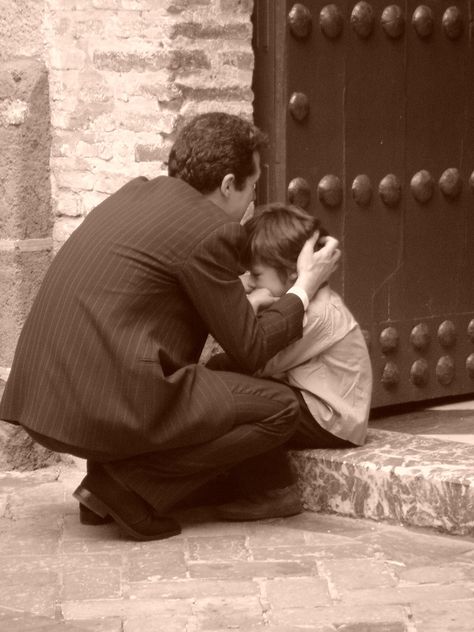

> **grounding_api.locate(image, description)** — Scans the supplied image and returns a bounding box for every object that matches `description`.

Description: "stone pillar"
[0,58,60,469]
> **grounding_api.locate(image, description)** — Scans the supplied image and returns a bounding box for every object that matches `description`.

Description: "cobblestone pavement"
[0,463,473,632]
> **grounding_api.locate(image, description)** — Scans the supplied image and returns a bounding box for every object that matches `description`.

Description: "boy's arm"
[257,302,334,377]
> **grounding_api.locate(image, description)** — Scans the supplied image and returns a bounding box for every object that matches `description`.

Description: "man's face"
[249,262,292,298]
[226,152,261,221]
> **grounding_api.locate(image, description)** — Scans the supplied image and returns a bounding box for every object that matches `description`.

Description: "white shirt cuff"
[287,286,309,311]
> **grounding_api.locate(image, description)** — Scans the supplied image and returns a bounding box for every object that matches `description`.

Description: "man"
[0,113,340,541]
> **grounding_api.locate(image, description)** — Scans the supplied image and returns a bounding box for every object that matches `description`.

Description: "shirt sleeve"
[257,300,335,377]
[176,221,305,374]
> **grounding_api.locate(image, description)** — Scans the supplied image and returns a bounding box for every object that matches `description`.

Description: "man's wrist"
[287,285,309,310]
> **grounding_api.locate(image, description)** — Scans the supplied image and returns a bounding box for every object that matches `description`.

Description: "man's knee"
[265,381,300,439]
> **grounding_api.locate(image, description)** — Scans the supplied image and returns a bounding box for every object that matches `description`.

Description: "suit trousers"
[26,371,300,514]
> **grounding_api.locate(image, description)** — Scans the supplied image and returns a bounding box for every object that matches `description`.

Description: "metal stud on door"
[252,1,474,407]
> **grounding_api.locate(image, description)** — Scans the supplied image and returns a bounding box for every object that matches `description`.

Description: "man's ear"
[220,173,235,198]
[288,270,298,282]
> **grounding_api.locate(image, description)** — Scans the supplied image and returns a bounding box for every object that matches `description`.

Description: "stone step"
[291,405,474,536]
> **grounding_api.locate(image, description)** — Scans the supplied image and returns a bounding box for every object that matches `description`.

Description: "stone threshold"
[291,423,474,537]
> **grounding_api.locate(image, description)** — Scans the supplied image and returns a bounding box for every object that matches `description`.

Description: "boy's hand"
[247,288,279,313]
[294,232,341,301]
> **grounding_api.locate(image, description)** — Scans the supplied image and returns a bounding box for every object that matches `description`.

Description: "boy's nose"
[239,271,255,293]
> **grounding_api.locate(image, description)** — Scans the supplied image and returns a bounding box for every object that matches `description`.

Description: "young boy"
[242,203,372,449]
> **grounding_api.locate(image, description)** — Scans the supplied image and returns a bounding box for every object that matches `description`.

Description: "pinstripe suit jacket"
[0,176,304,457]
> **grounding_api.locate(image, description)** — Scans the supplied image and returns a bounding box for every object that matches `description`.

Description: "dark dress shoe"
[215,485,303,521]
[79,503,113,525]
[73,464,181,541]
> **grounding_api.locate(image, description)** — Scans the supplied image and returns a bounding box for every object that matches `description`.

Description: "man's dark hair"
[242,203,329,281]
[168,112,267,194]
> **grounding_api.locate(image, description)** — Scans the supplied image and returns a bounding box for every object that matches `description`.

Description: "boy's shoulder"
[307,285,358,327]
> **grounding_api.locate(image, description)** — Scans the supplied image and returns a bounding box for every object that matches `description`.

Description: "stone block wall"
[0,58,53,379]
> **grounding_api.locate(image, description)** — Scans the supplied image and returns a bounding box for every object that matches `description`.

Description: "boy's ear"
[220,173,235,198]
[288,270,298,282]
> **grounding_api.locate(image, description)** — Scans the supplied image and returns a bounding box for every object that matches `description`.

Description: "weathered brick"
[50,48,87,70]
[93,51,168,72]
[220,50,254,69]
[168,49,210,71]
[134,144,170,163]
[171,21,251,40]
[167,0,211,15]
[55,192,81,217]
[53,217,84,248]
[94,173,129,195]
[80,191,108,215]
[220,0,253,12]
[54,169,96,191]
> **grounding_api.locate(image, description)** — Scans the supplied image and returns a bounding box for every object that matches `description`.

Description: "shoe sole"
[79,503,113,526]
[216,502,303,521]
[73,485,181,541]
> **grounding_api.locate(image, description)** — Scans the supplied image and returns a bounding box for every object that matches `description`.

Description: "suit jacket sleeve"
[176,221,304,374]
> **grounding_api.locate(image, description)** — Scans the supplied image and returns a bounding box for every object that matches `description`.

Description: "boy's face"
[249,262,294,297]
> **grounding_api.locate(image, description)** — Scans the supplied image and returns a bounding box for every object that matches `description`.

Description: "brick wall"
[45,0,255,246]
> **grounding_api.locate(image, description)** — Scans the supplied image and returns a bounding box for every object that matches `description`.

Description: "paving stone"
[396,563,474,584]
[268,604,408,628]
[0,522,60,556]
[62,620,122,632]
[264,577,332,608]
[318,558,397,591]
[128,578,258,600]
[336,624,406,632]
[251,542,378,561]
[123,614,189,631]
[0,494,7,517]
[193,595,264,630]
[354,527,474,567]
[187,534,249,561]
[8,491,65,520]
[246,522,308,547]
[0,609,61,632]
[62,598,193,620]
[411,599,474,631]
[0,569,59,617]
[125,546,187,581]
[283,513,380,536]
[339,582,474,605]
[1,461,474,631]
[188,559,317,580]
[62,566,122,600]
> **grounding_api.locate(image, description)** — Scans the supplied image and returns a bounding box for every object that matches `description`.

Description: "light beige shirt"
[258,286,373,446]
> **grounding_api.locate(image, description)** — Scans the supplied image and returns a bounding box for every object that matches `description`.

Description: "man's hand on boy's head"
[294,232,341,301]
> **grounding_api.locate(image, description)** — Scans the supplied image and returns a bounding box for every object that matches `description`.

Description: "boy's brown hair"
[242,203,328,281]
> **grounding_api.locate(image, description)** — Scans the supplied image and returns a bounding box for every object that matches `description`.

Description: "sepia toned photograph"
[0,1,473,630]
